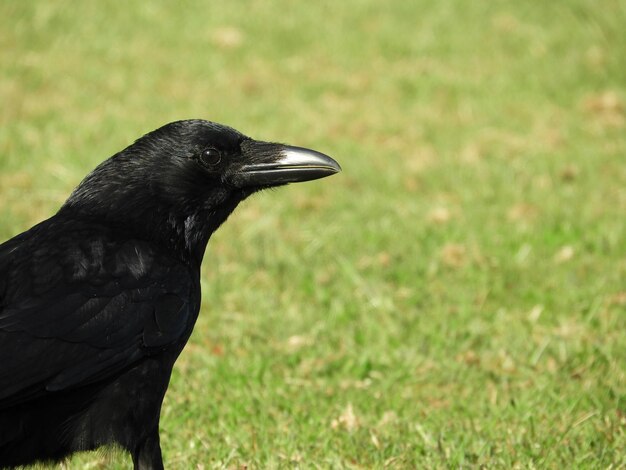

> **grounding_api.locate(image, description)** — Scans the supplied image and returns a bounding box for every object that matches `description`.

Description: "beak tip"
[326,156,342,176]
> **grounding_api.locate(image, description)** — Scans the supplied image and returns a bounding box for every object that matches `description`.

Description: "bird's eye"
[200,148,221,166]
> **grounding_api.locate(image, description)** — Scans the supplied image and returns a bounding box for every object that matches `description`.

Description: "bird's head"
[62,120,340,262]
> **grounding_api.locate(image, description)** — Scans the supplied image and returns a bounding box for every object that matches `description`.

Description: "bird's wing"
[0,220,194,408]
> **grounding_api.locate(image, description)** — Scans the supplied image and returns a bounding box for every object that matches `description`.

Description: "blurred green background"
[1,1,625,468]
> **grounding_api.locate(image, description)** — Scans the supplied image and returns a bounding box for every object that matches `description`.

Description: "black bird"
[0,120,340,469]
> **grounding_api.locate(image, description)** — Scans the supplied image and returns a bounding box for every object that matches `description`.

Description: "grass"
[1,0,625,468]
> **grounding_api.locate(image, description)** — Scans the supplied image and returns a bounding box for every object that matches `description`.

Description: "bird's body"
[0,120,339,468]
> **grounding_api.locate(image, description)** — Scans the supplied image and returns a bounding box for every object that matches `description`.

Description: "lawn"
[1,1,625,468]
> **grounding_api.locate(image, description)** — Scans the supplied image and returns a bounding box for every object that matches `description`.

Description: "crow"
[0,120,340,469]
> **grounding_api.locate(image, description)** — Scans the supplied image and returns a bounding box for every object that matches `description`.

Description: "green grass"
[1,0,625,468]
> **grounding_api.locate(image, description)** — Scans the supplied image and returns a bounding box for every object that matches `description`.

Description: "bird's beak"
[228,144,341,188]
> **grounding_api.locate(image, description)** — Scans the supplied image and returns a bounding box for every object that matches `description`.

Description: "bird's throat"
[179,194,245,265]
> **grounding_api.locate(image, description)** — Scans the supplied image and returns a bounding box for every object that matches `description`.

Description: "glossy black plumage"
[0,120,340,469]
